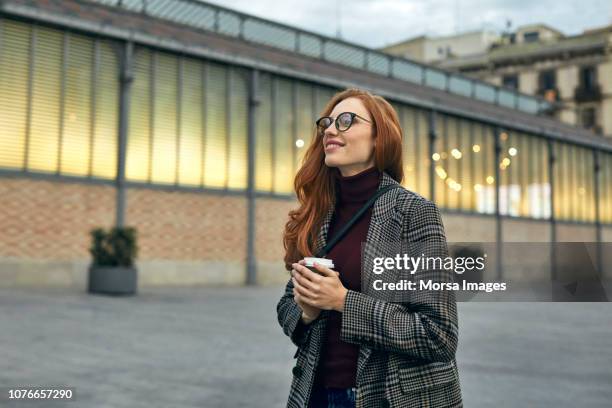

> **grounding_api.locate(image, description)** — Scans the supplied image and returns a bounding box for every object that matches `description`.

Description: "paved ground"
[1,286,611,408]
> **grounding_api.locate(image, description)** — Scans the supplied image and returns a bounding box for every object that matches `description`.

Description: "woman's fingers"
[293,272,320,293]
[294,280,318,300]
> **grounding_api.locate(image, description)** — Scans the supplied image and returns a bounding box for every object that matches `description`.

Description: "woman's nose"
[324,124,337,138]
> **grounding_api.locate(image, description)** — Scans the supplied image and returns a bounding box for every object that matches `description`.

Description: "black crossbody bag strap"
[315,184,402,258]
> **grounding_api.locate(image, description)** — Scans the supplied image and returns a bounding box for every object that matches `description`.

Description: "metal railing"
[90,0,552,115]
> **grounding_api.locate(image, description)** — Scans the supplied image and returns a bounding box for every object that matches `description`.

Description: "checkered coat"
[276,171,462,407]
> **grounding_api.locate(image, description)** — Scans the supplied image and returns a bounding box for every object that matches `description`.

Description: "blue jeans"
[327,387,356,408]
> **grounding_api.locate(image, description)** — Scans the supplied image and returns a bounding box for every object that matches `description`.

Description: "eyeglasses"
[315,112,372,134]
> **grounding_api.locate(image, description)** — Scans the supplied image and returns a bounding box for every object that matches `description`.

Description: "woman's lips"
[325,144,344,152]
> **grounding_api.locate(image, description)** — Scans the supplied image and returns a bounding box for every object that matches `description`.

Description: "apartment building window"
[523,31,540,43]
[539,70,556,91]
[502,74,519,90]
[538,69,557,102]
[579,106,600,134]
[580,66,597,90]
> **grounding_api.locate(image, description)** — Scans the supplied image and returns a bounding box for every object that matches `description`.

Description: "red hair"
[282,88,404,271]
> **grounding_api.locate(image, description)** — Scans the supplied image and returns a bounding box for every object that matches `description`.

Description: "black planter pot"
[88,265,138,296]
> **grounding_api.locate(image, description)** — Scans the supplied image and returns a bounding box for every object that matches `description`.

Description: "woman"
[276,88,462,408]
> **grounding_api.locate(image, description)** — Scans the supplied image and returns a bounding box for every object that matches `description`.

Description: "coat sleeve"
[339,198,459,363]
[276,276,318,347]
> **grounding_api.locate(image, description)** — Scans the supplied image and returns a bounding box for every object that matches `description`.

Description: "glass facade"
[553,142,596,222]
[0,19,118,179]
[1,17,611,225]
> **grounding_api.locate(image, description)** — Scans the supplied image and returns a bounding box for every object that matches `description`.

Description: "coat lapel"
[312,170,404,383]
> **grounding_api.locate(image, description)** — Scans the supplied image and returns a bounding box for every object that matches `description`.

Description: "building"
[381,29,500,64]
[384,24,612,138]
[0,0,611,289]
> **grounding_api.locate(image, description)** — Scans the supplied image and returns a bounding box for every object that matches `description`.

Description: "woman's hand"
[291,260,348,314]
[291,260,321,323]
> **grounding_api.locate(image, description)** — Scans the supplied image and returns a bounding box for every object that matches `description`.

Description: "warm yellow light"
[432,153,440,161]
[435,165,447,180]
[295,139,305,148]
[486,176,494,184]
[451,148,462,159]
[502,157,511,166]
[472,144,480,153]
[474,183,482,191]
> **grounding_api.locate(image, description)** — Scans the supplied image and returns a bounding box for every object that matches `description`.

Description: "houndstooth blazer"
[276,171,463,408]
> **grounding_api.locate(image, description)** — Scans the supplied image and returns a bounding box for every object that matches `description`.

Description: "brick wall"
[255,197,297,285]
[0,177,248,288]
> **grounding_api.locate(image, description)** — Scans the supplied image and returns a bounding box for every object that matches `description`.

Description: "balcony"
[574,85,602,103]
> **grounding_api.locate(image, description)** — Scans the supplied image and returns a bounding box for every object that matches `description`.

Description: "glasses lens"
[337,113,353,131]
[317,117,332,133]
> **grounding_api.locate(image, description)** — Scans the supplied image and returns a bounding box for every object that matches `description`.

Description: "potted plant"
[88,226,138,295]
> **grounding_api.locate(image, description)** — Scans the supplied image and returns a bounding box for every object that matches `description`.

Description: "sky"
[201,0,612,48]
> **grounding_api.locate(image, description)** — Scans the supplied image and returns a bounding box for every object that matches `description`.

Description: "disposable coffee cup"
[303,257,334,274]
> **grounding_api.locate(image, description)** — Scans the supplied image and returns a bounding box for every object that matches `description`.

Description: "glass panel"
[433,114,447,207]
[178,57,204,187]
[581,147,595,222]
[448,75,472,98]
[255,73,273,191]
[457,119,472,211]
[424,69,446,90]
[472,123,495,214]
[601,153,612,223]
[498,89,516,109]
[391,59,422,83]
[400,105,416,191]
[28,26,63,173]
[295,83,313,174]
[227,67,248,189]
[0,19,30,170]
[203,62,228,188]
[474,83,496,104]
[60,33,94,177]
[415,109,430,199]
[91,40,118,180]
[445,116,460,209]
[324,41,365,70]
[518,95,539,113]
[273,77,293,194]
[496,130,521,216]
[127,48,151,182]
[151,52,178,185]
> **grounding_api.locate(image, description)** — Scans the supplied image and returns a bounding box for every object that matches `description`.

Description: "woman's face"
[321,97,375,177]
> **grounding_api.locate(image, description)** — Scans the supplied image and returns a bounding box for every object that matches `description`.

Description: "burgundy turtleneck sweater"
[305,165,382,390]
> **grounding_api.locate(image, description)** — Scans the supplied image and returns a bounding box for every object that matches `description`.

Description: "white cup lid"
[303,257,334,268]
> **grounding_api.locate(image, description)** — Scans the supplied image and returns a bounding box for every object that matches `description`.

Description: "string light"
[435,166,447,180]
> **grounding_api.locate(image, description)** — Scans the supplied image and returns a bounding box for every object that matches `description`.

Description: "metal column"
[494,127,503,280]
[246,69,260,285]
[116,41,134,228]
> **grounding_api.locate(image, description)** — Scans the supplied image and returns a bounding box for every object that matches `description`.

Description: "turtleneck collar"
[334,166,381,204]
